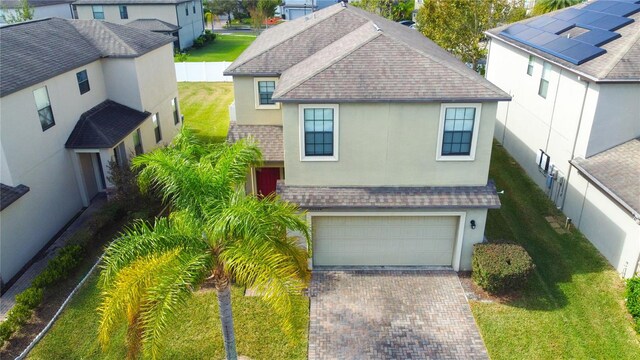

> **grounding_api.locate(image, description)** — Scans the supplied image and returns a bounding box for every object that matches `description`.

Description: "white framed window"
[33,86,55,131]
[153,113,162,143]
[119,5,128,19]
[436,103,482,161]
[254,77,280,109]
[92,5,104,19]
[539,62,552,98]
[527,55,534,76]
[299,104,339,162]
[133,128,143,156]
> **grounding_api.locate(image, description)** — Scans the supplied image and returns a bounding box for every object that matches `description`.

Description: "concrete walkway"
[0,195,106,321]
[309,270,489,360]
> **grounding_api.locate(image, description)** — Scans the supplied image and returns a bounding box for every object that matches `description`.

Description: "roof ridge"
[602,30,640,79]
[97,21,138,56]
[226,6,346,73]
[274,22,381,98]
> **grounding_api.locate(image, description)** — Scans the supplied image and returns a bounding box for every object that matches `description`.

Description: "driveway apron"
[309,270,488,360]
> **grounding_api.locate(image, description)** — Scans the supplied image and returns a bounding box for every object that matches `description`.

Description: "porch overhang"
[227,121,284,162]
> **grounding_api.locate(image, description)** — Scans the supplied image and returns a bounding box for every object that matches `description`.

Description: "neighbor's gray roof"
[126,18,180,33]
[486,2,640,82]
[0,0,73,8]
[65,100,150,149]
[277,181,501,210]
[0,18,174,97]
[0,183,29,211]
[227,122,284,162]
[73,0,190,4]
[571,138,640,218]
[226,4,510,103]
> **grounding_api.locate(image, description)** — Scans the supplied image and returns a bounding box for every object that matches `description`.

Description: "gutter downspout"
[560,78,590,211]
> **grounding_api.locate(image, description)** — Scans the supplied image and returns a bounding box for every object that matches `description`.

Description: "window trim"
[119,5,128,19]
[436,103,482,162]
[254,77,280,109]
[33,86,55,131]
[538,61,552,99]
[527,55,534,76]
[76,70,90,95]
[92,5,104,19]
[133,128,143,156]
[299,104,339,162]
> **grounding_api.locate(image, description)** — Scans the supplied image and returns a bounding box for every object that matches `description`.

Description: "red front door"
[256,167,281,196]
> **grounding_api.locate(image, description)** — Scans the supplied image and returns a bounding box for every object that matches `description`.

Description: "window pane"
[305,144,314,155]
[461,144,471,153]
[304,120,314,131]
[463,119,474,131]
[324,144,333,155]
[445,108,455,119]
[33,87,50,109]
[323,120,333,131]
[461,132,472,143]
[315,144,324,154]
[314,133,323,143]
[455,108,465,119]
[451,143,461,153]
[324,109,333,120]
[304,109,314,120]
[442,143,452,154]
[443,132,452,143]
[315,109,324,120]
[539,79,549,98]
[464,108,475,120]
[324,133,332,143]
[444,119,454,131]
[453,120,463,131]
[452,132,462,143]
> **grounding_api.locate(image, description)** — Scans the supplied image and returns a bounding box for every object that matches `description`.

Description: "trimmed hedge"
[472,243,535,294]
[626,277,640,333]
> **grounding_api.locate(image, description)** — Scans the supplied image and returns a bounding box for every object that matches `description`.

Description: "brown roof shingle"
[227,122,284,162]
[0,183,29,211]
[277,181,501,210]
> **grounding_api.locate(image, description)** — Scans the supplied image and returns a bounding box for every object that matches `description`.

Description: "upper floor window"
[538,62,552,98]
[92,5,104,19]
[299,104,339,161]
[172,97,180,124]
[33,86,55,131]
[153,113,162,143]
[185,5,189,16]
[527,55,534,76]
[119,5,128,19]
[254,78,279,109]
[192,1,196,13]
[133,128,143,156]
[76,70,90,94]
[436,104,481,161]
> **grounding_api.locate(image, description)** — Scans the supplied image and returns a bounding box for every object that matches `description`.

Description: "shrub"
[472,243,535,294]
[192,36,205,49]
[174,52,190,62]
[0,320,14,342]
[203,30,216,42]
[15,286,44,309]
[32,245,84,288]
[7,303,33,327]
[66,228,94,248]
[626,277,640,332]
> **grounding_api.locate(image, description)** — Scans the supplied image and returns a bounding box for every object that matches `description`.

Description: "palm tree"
[98,130,310,360]
[533,0,583,15]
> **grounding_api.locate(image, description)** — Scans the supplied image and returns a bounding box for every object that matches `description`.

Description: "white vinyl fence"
[175,62,232,82]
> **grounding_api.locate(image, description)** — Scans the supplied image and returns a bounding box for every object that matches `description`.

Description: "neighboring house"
[0,18,181,289]
[279,0,334,20]
[485,0,640,278]
[0,0,74,24]
[224,4,510,270]
[126,18,181,48]
[72,0,204,50]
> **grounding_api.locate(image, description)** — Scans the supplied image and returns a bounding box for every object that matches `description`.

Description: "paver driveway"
[309,270,488,360]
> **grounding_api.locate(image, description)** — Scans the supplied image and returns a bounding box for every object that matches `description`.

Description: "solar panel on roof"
[573,11,607,26]
[527,16,556,28]
[501,23,529,36]
[588,14,634,31]
[559,42,606,64]
[552,8,583,21]
[538,19,575,34]
[528,32,557,46]
[516,27,545,40]
[573,28,620,46]
[544,37,578,52]
[583,1,640,16]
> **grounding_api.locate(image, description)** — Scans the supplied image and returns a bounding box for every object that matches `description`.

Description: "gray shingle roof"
[0,183,29,211]
[227,4,509,102]
[277,181,501,210]
[0,18,174,97]
[0,0,74,8]
[227,122,284,162]
[486,3,640,82]
[571,138,640,218]
[65,100,150,149]
[73,0,189,4]
[126,18,180,33]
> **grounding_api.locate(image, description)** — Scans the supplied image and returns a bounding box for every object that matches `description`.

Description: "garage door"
[312,216,458,266]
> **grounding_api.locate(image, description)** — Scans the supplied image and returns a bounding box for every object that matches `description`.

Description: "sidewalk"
[0,195,106,321]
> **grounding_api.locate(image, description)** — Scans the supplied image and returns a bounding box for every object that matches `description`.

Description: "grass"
[178,82,233,143]
[473,142,640,359]
[28,274,309,359]
[177,34,256,62]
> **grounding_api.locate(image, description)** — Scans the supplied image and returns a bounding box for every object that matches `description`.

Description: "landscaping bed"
[471,142,640,359]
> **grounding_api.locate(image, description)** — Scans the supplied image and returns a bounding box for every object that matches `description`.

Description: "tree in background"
[353,0,415,21]
[243,0,279,31]
[533,0,583,15]
[416,0,527,72]
[1,0,35,24]
[207,0,239,27]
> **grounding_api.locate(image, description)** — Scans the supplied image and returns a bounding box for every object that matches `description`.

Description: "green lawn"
[28,274,308,359]
[177,34,256,62]
[178,82,233,143]
[474,142,640,359]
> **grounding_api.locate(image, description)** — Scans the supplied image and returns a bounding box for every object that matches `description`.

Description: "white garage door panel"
[313,216,458,266]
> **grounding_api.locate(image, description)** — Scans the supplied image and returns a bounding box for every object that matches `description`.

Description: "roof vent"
[373,23,381,32]
[340,0,348,8]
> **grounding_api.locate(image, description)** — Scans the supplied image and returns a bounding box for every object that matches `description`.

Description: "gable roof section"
[487,1,640,82]
[126,18,180,33]
[0,183,29,211]
[229,4,509,102]
[0,18,174,97]
[571,138,640,218]
[0,0,73,8]
[65,100,150,149]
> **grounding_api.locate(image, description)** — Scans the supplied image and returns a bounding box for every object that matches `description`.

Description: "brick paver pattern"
[309,270,489,360]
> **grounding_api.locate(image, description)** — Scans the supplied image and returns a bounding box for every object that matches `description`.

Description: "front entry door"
[255,167,281,196]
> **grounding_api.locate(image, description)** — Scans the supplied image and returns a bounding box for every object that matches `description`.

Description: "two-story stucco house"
[485,0,640,278]
[224,4,510,270]
[0,0,74,25]
[72,0,204,50]
[0,18,182,289]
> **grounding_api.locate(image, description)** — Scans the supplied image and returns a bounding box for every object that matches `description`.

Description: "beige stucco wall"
[75,4,177,24]
[233,77,282,125]
[563,171,640,278]
[282,102,497,186]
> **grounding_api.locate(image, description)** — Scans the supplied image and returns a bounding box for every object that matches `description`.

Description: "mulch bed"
[457,271,523,304]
